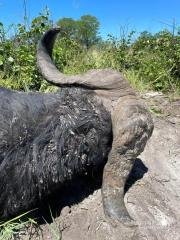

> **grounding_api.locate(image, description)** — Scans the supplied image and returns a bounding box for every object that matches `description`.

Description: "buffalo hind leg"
[102,99,154,224]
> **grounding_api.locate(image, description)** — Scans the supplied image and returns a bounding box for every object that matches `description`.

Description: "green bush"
[0,11,179,94]
[0,9,51,91]
[128,30,180,91]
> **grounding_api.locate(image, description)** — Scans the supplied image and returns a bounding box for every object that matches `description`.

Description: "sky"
[0,0,180,38]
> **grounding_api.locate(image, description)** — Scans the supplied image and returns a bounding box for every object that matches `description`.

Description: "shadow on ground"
[28,158,148,224]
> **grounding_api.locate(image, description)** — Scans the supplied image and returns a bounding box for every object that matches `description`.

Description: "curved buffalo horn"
[37,28,132,91]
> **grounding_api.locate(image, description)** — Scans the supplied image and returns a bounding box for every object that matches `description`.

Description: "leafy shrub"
[130,30,180,91]
[0,10,179,94]
[0,9,51,91]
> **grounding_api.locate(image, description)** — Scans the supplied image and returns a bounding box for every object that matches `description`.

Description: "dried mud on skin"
[20,94,180,240]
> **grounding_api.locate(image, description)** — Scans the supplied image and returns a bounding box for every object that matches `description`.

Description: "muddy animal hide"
[0,87,112,219]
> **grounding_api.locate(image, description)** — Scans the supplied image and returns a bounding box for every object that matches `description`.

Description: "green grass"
[0,207,62,240]
[42,207,62,240]
[123,69,151,92]
[0,211,37,240]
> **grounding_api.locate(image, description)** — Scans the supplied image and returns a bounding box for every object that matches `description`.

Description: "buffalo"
[0,28,153,224]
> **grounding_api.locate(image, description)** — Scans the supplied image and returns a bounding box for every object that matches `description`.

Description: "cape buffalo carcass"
[0,28,153,224]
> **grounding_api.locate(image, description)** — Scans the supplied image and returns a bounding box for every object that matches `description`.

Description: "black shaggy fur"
[0,87,112,219]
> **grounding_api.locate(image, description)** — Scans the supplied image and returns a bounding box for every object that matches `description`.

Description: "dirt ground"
[21,92,180,240]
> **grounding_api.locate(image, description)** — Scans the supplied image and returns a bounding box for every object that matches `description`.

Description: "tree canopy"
[57,15,100,48]
[57,17,77,39]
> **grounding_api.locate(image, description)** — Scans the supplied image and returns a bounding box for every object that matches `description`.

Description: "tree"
[77,15,100,48]
[57,18,77,38]
[57,15,100,48]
